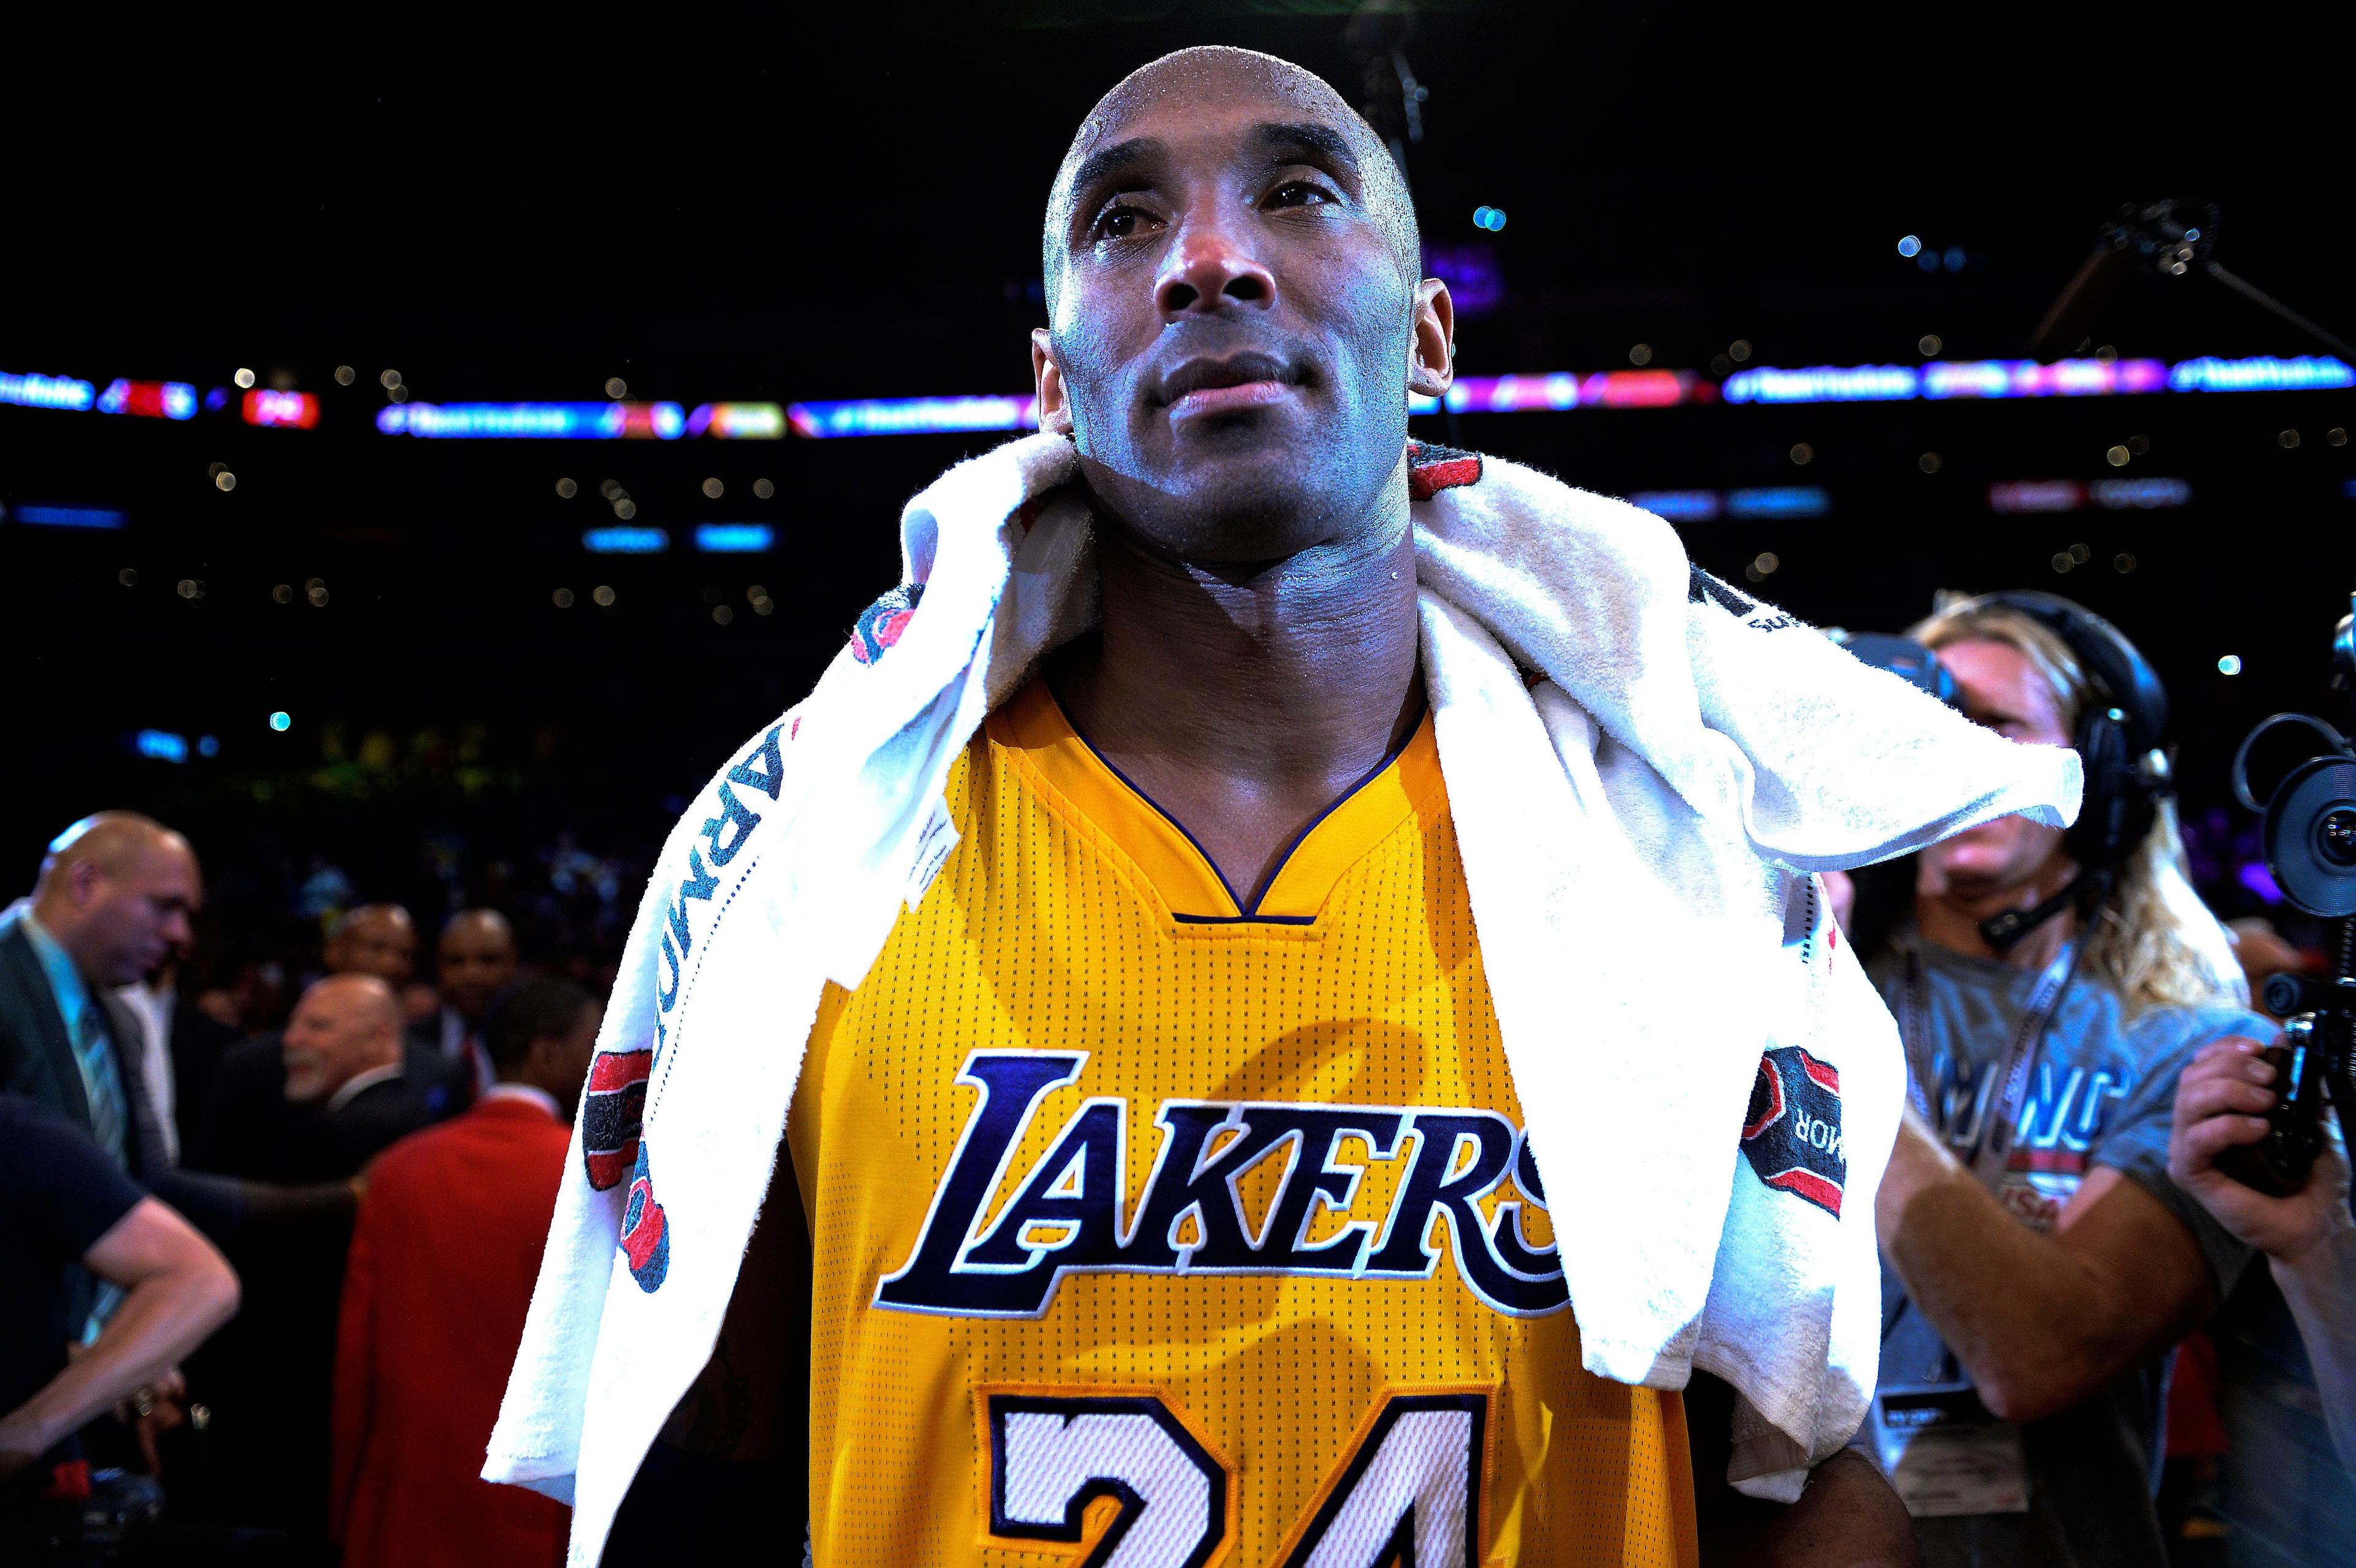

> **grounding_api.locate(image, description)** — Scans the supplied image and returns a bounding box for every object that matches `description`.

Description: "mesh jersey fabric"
[788,676,1698,1567]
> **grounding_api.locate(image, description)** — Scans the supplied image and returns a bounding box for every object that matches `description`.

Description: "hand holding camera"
[2171,1034,2352,1261]
[2218,594,2356,1222]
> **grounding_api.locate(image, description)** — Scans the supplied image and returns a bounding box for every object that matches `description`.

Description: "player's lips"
[1155,353,1303,422]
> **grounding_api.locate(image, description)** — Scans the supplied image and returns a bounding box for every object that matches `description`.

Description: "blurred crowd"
[2,812,599,1566]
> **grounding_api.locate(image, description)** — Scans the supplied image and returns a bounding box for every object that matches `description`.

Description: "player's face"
[1036,79,1445,563]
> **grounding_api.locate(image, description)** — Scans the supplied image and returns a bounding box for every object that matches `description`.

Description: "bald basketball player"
[612,47,1912,1568]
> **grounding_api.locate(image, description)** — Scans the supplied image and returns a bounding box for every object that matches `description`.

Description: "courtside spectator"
[323,905,418,988]
[201,975,458,1183]
[416,909,517,1094]
[191,974,460,1544]
[333,978,598,1568]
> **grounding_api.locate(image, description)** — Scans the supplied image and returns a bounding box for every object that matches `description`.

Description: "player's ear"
[1409,278,1454,399]
[1031,329,1075,437]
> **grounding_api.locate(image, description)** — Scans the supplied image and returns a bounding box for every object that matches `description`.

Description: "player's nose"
[1154,210,1277,321]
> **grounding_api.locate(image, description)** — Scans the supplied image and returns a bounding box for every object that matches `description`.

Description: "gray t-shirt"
[1865,937,2265,1568]
[2102,1075,2356,1567]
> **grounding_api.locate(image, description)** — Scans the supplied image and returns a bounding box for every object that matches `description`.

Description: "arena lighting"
[1725,486,1830,518]
[1723,365,1919,404]
[16,355,2349,440]
[1987,477,2192,514]
[95,379,197,420]
[1921,358,2169,398]
[694,523,775,553]
[1412,371,1703,415]
[242,388,320,429]
[13,504,127,529]
[1628,490,1721,521]
[2090,475,2192,509]
[377,401,688,439]
[1988,480,2085,514]
[582,526,670,554]
[0,371,95,410]
[786,395,1039,439]
[135,729,190,763]
[685,402,787,439]
[1626,486,1828,521]
[2168,355,2355,393]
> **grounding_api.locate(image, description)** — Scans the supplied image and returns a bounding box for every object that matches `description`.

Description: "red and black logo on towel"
[582,1048,652,1191]
[1741,1047,1847,1218]
[1406,439,1482,501]
[849,582,923,665]
[618,1142,669,1293]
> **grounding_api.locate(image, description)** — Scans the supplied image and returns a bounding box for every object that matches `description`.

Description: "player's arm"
[0,1197,241,1474]
[1685,1372,1917,1567]
[657,1148,810,1463]
[1876,1104,2215,1423]
[606,1144,812,1557]
[2168,1034,2356,1464]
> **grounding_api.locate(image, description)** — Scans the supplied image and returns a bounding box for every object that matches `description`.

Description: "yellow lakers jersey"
[788,677,1698,1567]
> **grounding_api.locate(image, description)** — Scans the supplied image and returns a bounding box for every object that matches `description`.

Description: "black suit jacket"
[196,1036,463,1185]
[1,920,252,1238]
[0,919,109,1131]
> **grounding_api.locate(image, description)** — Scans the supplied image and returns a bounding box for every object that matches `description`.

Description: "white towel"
[488,434,2080,1559]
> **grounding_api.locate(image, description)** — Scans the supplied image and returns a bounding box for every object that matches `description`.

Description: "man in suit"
[196,975,463,1184]
[0,815,283,1248]
[333,976,598,1568]
[412,908,517,1097]
[188,972,469,1545]
[1,813,199,1167]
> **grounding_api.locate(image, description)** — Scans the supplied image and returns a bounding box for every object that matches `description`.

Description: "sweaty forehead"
[1057,49,1372,201]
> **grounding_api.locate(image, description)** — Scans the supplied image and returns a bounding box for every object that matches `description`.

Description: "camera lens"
[2323,808,2356,867]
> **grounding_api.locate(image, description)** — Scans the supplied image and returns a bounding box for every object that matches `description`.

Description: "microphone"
[2029,198,2355,362]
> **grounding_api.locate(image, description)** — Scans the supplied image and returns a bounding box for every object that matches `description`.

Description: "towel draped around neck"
[490,432,2081,1563]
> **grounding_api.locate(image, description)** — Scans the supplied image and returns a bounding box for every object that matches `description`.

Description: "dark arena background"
[7,2,2353,1001]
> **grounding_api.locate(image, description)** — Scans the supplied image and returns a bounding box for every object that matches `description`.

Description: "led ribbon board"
[7,357,2347,437]
[379,402,688,439]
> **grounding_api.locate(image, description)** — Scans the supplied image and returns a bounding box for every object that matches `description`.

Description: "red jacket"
[333,1091,572,1568]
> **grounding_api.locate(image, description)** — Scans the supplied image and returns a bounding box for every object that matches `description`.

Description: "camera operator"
[1860,594,2269,1566]
[2145,1034,2356,1558]
[0,1095,239,1489]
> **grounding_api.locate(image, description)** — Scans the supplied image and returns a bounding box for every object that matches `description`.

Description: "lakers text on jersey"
[788,677,1698,1567]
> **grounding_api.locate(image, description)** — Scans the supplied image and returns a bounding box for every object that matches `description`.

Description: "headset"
[1938,590,2175,950]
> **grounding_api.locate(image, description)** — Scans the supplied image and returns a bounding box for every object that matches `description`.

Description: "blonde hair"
[1912,599,2247,1017]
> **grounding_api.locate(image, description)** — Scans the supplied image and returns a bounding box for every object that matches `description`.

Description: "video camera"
[2222,593,2356,1217]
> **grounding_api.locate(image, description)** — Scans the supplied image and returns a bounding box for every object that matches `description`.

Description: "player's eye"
[1265,179,1336,212]
[1090,201,1161,244]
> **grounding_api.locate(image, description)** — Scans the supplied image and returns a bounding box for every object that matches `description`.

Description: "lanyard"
[1898,940,2079,1185]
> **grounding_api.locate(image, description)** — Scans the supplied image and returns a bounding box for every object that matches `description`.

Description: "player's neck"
[1050,519,1423,906]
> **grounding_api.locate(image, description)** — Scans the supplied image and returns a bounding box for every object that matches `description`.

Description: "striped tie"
[74,1003,128,1169]
[72,1007,129,1340]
